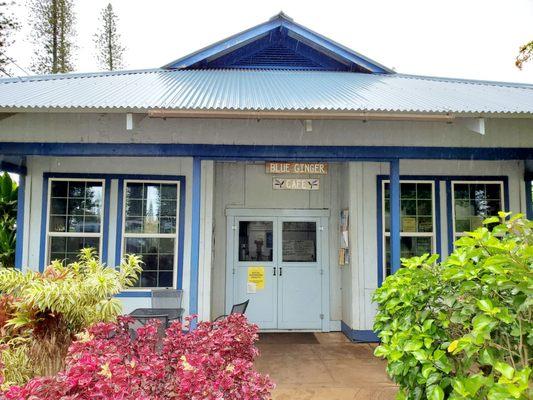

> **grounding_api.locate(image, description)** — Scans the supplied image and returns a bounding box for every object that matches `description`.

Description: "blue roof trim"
[163,13,393,73]
[0,143,532,161]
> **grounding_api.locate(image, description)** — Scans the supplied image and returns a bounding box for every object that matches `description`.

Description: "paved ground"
[255,332,397,400]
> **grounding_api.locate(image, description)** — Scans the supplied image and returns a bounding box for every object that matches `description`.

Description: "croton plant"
[1,314,274,400]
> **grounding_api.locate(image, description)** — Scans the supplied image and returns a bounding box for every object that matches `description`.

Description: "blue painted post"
[526,179,533,220]
[14,175,25,269]
[390,160,401,274]
[189,158,202,328]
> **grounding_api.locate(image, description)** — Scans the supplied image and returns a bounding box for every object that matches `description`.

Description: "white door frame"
[225,208,330,332]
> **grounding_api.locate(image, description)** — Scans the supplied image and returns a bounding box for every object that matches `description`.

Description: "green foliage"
[0,248,142,385]
[0,339,32,390]
[0,248,142,332]
[0,172,17,267]
[0,1,19,71]
[94,3,125,71]
[373,212,532,400]
[29,0,76,74]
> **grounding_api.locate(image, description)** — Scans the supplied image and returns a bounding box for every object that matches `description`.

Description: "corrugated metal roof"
[1,68,533,115]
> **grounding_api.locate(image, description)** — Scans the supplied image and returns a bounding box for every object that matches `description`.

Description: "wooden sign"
[266,162,328,175]
[273,178,320,190]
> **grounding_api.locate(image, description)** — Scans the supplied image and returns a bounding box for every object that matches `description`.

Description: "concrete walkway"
[255,332,397,400]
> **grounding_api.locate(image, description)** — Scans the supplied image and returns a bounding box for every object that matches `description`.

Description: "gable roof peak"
[163,15,394,74]
[269,11,294,22]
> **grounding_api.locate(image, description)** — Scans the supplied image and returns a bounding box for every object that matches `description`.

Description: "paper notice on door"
[247,266,265,291]
[247,282,257,294]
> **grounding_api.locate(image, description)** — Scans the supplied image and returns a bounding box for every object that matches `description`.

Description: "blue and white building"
[1,13,532,341]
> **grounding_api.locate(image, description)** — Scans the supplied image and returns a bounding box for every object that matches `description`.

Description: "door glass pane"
[239,221,273,262]
[282,221,317,262]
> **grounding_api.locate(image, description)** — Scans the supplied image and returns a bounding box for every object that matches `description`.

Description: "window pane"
[47,179,104,265]
[124,182,178,234]
[239,221,273,262]
[51,181,68,197]
[50,236,100,266]
[385,182,433,233]
[454,183,502,235]
[161,184,177,200]
[125,237,176,288]
[51,198,67,215]
[385,237,432,277]
[282,222,317,262]
[49,180,103,234]
[401,183,416,199]
[50,216,67,232]
[68,182,85,198]
[126,183,143,199]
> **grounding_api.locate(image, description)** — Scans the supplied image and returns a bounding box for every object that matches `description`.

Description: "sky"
[5,0,533,84]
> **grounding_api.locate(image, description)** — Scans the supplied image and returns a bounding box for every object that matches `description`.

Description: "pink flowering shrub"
[2,315,274,400]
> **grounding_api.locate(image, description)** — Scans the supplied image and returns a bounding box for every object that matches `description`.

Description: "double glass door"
[229,214,325,330]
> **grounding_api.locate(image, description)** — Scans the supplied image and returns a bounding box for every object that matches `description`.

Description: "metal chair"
[151,289,183,309]
[128,289,184,340]
[214,300,250,322]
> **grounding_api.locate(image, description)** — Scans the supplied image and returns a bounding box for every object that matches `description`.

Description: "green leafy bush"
[0,172,18,268]
[0,249,141,388]
[373,212,532,400]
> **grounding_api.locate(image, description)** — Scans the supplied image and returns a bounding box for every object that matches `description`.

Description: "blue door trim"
[14,175,25,269]
[114,174,187,294]
[189,158,202,326]
[0,142,532,161]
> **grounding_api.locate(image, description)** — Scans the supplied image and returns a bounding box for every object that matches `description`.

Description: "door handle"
[279,267,282,276]
[273,267,276,276]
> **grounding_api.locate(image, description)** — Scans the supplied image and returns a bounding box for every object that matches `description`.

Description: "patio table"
[129,308,184,329]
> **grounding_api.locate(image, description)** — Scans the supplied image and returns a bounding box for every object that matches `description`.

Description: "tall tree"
[516,40,533,69]
[0,1,19,75]
[94,3,124,71]
[29,0,76,74]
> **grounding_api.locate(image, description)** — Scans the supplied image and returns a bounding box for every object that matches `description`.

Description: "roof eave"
[2,107,533,120]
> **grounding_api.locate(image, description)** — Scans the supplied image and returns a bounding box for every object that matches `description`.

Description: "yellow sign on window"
[247,266,265,290]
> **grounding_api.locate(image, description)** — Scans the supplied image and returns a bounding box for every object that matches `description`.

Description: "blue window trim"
[0,142,532,161]
[39,173,111,271]
[377,175,442,286]
[446,177,509,255]
[114,174,187,295]
[377,175,509,285]
[14,175,25,269]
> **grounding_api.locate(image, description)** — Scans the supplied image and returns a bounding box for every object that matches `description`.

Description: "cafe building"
[1,13,532,341]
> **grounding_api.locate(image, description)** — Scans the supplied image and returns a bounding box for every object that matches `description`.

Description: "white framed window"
[451,181,504,240]
[47,178,105,265]
[121,180,180,289]
[382,180,436,277]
